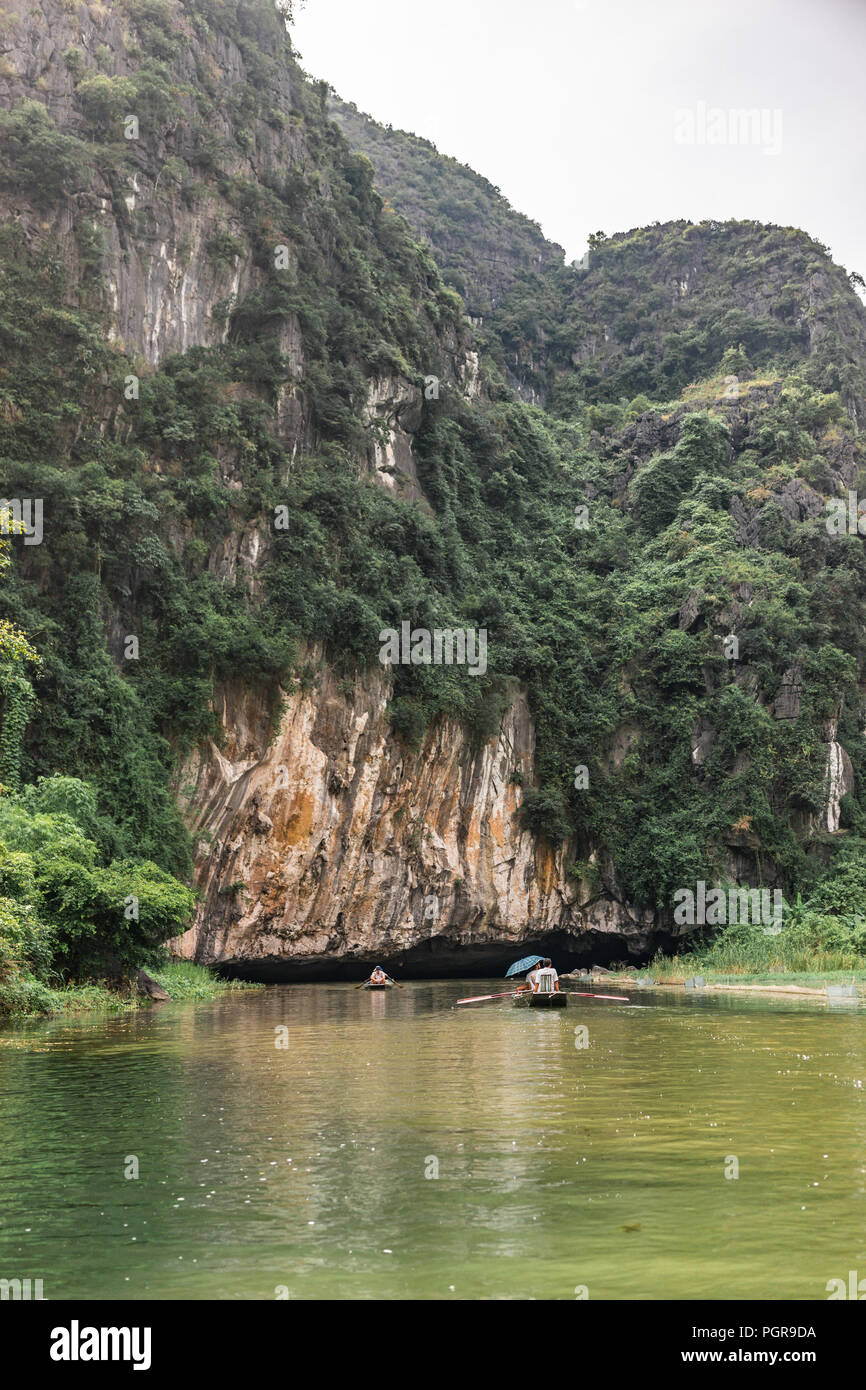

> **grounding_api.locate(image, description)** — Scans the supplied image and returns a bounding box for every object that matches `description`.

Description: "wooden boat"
[512,990,567,1008]
[363,980,394,990]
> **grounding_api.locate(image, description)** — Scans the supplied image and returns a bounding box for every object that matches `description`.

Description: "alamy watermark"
[0,1276,47,1300]
[674,103,783,157]
[826,1270,866,1299]
[0,498,43,545]
[673,881,783,930]
[826,492,866,535]
[50,1322,152,1370]
[379,622,487,676]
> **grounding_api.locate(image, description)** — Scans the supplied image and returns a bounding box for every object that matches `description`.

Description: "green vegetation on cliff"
[329,96,564,316]
[332,99,866,420]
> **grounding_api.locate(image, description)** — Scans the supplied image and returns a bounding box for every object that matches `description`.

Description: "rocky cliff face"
[328,97,565,320]
[0,0,273,364]
[171,384,862,978]
[328,102,866,416]
[3,0,590,974]
[174,656,655,977]
[4,0,866,978]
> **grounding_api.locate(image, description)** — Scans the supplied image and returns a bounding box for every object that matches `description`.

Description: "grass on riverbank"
[0,960,256,1021]
[615,961,866,990]
[147,960,257,1001]
[611,903,866,991]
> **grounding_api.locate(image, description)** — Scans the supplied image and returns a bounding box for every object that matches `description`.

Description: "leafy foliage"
[0,777,194,1012]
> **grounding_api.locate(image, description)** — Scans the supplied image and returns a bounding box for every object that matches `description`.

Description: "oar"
[456,991,517,1005]
[566,991,630,1002]
[458,988,629,1005]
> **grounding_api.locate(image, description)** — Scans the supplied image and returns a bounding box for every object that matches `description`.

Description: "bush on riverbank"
[0,775,196,1017]
[0,894,58,1014]
[645,839,866,977]
[0,960,252,1020]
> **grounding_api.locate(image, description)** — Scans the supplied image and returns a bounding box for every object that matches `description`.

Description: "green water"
[2,982,866,1300]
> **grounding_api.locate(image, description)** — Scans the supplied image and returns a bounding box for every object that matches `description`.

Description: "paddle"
[456,991,517,1005]
[457,989,630,1005]
[566,992,630,1002]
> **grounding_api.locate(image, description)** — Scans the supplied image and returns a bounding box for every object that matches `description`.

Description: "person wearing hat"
[369,965,388,984]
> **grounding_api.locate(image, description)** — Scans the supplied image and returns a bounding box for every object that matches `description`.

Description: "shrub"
[37,857,195,979]
[75,73,136,131]
[518,786,572,842]
[0,102,92,204]
[0,895,56,1015]
[387,696,427,748]
[0,783,194,987]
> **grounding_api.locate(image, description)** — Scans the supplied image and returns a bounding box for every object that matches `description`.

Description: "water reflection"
[1,981,865,1299]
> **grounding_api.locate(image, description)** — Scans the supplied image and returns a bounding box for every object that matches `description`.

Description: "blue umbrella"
[505,954,544,978]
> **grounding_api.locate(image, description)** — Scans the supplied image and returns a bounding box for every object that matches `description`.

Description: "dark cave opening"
[214,926,680,983]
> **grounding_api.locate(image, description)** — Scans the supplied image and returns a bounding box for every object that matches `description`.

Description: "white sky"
[292,0,866,284]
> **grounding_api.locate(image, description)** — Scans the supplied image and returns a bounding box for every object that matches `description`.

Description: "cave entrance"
[215,927,672,983]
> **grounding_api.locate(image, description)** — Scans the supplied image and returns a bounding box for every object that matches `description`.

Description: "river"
[2,982,865,1300]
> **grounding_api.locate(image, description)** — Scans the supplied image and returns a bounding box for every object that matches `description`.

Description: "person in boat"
[528,958,560,993]
[516,959,548,993]
[369,965,389,984]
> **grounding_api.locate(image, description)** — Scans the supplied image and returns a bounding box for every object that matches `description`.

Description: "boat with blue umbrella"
[506,954,567,1008]
[456,959,630,1008]
[504,954,545,979]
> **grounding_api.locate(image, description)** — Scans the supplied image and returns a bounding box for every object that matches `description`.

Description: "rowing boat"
[363,980,394,990]
[512,991,567,1008]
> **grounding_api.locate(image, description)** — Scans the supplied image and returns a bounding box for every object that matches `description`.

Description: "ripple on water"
[1,981,865,1298]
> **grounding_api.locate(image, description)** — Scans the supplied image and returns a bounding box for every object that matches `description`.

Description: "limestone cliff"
[174,658,655,977]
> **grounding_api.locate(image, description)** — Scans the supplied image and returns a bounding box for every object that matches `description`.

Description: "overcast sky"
[292,0,866,286]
